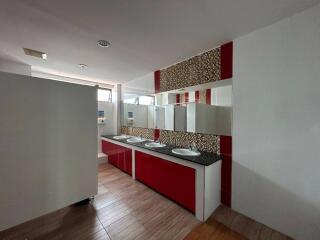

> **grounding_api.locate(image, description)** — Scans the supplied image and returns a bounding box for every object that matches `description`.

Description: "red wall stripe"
[195,91,200,103]
[205,89,211,104]
[154,70,160,93]
[220,135,232,155]
[154,129,160,141]
[220,42,233,80]
[176,94,181,103]
[220,135,232,207]
[184,92,189,103]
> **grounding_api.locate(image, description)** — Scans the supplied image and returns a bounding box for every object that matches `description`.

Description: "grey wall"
[233,5,320,240]
[0,72,98,231]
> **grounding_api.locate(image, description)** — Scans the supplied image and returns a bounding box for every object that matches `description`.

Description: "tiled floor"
[0,163,292,240]
[185,205,292,240]
[0,163,198,240]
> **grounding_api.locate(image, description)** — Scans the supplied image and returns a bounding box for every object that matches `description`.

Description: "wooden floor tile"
[0,163,292,240]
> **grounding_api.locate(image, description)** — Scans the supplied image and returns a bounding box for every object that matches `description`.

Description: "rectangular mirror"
[121,80,232,136]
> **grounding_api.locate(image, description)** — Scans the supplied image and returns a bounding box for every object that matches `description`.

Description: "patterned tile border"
[121,126,220,153]
[120,126,154,140]
[159,130,220,153]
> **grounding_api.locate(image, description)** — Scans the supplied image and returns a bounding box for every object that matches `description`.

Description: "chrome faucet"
[190,142,198,152]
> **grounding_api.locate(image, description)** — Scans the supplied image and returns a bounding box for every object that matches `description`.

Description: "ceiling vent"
[23,48,47,60]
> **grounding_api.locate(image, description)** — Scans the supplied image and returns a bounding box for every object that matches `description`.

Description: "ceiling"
[0,0,319,85]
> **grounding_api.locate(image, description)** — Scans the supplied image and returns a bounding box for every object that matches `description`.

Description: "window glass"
[138,96,154,105]
[97,89,112,102]
[124,98,138,104]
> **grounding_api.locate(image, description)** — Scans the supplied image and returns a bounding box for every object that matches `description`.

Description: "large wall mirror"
[121,78,232,136]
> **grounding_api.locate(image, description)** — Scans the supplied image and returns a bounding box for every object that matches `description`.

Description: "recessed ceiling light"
[23,48,47,60]
[79,64,88,69]
[97,40,111,48]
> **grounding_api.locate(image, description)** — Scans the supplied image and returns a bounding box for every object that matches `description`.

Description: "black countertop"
[101,135,221,166]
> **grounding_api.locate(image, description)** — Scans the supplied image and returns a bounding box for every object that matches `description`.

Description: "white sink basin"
[145,142,166,148]
[127,137,146,143]
[172,148,201,156]
[113,135,130,140]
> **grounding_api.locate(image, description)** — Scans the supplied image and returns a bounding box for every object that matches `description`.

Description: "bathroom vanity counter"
[101,135,220,166]
[101,135,221,222]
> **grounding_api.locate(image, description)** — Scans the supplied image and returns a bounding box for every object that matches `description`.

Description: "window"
[97,88,112,102]
[138,96,154,105]
[123,95,155,105]
[124,97,138,104]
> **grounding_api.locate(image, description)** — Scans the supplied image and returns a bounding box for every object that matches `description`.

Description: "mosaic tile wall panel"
[121,126,154,140]
[159,47,221,92]
[121,127,220,153]
[159,130,220,153]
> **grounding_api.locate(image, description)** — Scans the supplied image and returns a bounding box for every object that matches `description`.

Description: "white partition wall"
[233,4,320,240]
[0,72,98,231]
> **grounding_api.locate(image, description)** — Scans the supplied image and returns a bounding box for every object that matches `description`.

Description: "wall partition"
[0,72,98,231]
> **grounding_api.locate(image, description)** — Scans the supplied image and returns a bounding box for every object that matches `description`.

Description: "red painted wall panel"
[220,136,232,207]
[176,94,181,103]
[220,135,232,156]
[206,89,211,104]
[154,129,160,141]
[154,70,160,93]
[220,42,233,80]
[135,151,195,213]
[195,90,200,103]
[184,92,189,103]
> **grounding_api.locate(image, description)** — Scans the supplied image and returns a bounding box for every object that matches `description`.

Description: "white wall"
[156,92,176,106]
[148,105,156,128]
[98,101,115,153]
[189,91,196,103]
[0,58,31,76]
[211,85,232,106]
[0,72,97,231]
[123,72,155,95]
[233,5,320,240]
[164,105,174,131]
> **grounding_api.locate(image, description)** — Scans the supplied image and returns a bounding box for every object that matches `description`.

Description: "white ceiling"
[0,0,319,85]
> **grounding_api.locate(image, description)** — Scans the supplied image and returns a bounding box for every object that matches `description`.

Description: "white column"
[113,84,122,135]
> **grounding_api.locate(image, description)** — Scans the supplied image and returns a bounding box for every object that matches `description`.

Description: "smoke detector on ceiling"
[23,48,47,60]
[97,40,111,48]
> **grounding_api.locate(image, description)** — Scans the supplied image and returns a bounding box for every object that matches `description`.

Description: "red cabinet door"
[117,145,132,175]
[102,140,118,167]
[124,148,132,175]
[118,148,125,171]
[101,140,132,175]
[101,140,110,155]
[135,151,195,213]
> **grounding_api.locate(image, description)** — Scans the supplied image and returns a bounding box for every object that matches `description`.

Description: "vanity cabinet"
[102,140,132,175]
[135,151,195,213]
